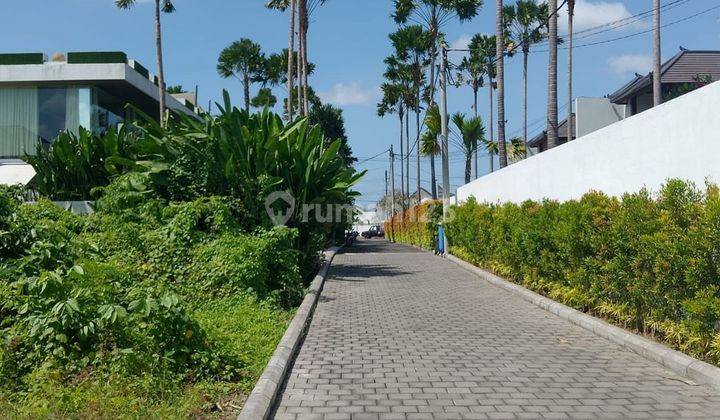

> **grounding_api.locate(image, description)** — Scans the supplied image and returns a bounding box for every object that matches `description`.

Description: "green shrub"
[394,180,720,365]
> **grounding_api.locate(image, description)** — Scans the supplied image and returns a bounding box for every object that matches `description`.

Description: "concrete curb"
[237,246,342,420]
[445,254,720,393]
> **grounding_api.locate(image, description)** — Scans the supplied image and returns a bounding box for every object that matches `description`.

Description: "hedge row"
[390,180,720,366]
[385,200,442,250]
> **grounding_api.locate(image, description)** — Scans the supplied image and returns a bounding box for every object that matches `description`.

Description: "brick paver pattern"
[273,240,720,419]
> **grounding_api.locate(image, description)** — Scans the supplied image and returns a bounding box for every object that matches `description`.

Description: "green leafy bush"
[392,180,720,365]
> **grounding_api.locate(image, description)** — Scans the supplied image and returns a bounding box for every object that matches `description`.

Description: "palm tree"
[452,113,485,184]
[115,0,175,125]
[378,82,406,200]
[567,0,575,141]
[393,0,483,106]
[423,103,442,199]
[383,55,416,199]
[217,39,267,112]
[495,0,508,169]
[507,136,527,162]
[265,0,296,119]
[389,26,431,201]
[653,0,662,106]
[547,0,559,148]
[505,0,547,156]
[483,138,499,173]
[456,44,486,179]
[468,34,497,176]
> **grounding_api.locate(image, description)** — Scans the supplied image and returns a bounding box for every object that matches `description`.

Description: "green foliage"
[23,127,137,200]
[393,181,720,365]
[1,97,361,415]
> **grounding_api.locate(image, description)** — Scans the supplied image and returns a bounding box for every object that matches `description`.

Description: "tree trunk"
[416,110,421,202]
[296,0,304,115]
[243,73,250,113]
[399,110,405,200]
[496,0,507,168]
[405,111,410,200]
[488,74,494,173]
[301,0,309,116]
[653,0,662,106]
[547,0,559,148]
[568,0,575,141]
[523,44,529,158]
[473,87,478,178]
[154,0,166,125]
[430,151,437,199]
[287,0,296,120]
[465,154,471,185]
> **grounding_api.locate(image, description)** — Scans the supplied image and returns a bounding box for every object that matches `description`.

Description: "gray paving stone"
[271,241,720,419]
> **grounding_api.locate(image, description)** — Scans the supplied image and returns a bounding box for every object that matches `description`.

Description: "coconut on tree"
[115,0,175,125]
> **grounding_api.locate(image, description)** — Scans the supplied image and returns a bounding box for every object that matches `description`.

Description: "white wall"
[457,81,720,204]
[575,97,626,138]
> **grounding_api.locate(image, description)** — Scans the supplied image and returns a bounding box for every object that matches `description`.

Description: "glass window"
[0,88,39,158]
[37,88,68,145]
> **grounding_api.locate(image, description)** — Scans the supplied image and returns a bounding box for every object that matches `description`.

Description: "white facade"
[457,80,720,204]
[574,97,627,138]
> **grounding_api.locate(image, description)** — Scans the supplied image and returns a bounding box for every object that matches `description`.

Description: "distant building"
[528,49,720,153]
[0,51,198,162]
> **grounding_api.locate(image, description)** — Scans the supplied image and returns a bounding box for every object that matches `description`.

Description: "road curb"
[237,246,342,420]
[445,254,720,393]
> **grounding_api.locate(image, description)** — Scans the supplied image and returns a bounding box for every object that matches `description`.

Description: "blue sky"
[5,0,719,207]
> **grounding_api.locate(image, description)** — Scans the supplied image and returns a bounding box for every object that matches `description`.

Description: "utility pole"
[439,43,450,253]
[389,145,396,242]
[385,170,388,197]
[653,0,662,107]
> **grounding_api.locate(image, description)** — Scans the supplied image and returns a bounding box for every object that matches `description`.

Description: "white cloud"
[556,0,648,34]
[607,53,652,75]
[318,82,380,107]
[451,34,472,51]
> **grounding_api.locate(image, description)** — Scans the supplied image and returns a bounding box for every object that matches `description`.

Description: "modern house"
[0,51,198,162]
[528,48,720,153]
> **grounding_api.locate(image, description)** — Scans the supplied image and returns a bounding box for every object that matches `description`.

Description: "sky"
[5,0,720,208]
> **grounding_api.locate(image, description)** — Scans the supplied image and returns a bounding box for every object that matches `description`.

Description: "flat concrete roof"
[0,62,195,117]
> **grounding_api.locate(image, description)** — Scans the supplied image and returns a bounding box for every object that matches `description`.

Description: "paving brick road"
[272,240,720,419]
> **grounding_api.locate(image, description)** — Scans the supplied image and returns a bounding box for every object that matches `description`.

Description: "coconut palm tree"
[653,0,662,106]
[423,103,442,199]
[547,0,559,148]
[115,0,175,125]
[217,39,267,113]
[567,0,575,141]
[505,0,547,156]
[452,113,485,184]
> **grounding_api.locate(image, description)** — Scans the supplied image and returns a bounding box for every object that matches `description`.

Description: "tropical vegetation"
[1,96,362,417]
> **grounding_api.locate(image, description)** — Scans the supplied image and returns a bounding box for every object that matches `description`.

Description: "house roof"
[527,114,575,148]
[609,49,720,104]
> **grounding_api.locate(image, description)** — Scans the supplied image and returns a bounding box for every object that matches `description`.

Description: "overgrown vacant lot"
[0,101,361,418]
[0,189,299,418]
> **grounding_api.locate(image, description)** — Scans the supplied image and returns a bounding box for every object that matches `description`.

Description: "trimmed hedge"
[0,53,44,65]
[391,180,720,366]
[67,51,127,64]
[385,200,442,250]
